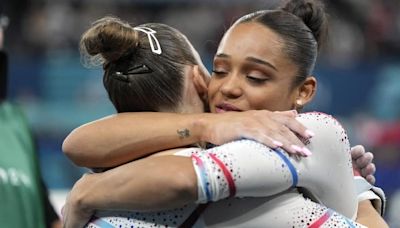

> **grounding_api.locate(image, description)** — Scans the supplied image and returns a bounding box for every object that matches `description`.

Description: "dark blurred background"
[1,0,400,225]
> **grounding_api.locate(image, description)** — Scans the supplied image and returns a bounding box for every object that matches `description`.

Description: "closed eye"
[212,70,228,76]
[247,76,269,84]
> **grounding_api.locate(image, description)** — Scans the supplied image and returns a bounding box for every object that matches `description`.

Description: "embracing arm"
[63,110,310,168]
[357,200,389,228]
[64,147,385,228]
[66,155,197,213]
[64,113,374,208]
[63,155,197,228]
[62,112,204,167]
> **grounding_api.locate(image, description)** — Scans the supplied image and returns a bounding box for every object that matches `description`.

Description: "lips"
[215,102,242,113]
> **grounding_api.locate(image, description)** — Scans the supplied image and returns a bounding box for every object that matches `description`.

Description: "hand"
[351,145,376,185]
[62,174,95,228]
[202,110,314,156]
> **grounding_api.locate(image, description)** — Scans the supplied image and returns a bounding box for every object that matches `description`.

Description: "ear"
[192,65,209,102]
[295,76,317,109]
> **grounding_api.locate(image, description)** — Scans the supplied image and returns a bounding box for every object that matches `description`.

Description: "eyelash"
[247,76,268,84]
[212,69,269,84]
[212,70,227,76]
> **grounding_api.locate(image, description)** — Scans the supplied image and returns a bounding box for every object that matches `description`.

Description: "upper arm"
[356,200,389,228]
[295,112,357,219]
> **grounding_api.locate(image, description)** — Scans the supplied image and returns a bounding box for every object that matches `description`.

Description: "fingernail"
[291,145,303,154]
[302,147,312,156]
[305,129,315,138]
[273,140,283,147]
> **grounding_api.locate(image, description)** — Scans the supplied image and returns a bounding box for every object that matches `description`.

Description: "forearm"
[63,112,206,167]
[191,140,294,202]
[71,155,197,212]
[63,110,312,168]
[356,200,389,228]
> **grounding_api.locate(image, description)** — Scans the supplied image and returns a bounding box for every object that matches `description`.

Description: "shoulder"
[297,112,347,137]
[297,112,350,156]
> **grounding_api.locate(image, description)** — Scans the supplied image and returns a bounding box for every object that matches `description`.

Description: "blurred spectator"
[0,9,61,228]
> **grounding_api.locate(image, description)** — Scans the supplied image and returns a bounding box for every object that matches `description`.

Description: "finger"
[356,152,374,168]
[366,175,376,185]
[240,129,282,150]
[353,167,361,176]
[274,110,298,118]
[361,163,376,178]
[280,115,315,139]
[350,145,365,160]
[367,163,376,175]
[250,131,308,156]
[271,130,309,156]
[249,134,281,149]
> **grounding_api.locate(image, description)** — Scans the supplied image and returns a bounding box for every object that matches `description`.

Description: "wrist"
[191,113,213,143]
[70,192,93,218]
[71,175,96,214]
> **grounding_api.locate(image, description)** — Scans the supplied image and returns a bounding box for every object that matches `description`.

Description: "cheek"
[207,78,219,102]
[247,89,294,111]
[248,93,282,110]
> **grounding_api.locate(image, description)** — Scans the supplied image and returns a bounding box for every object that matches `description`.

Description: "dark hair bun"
[282,0,327,47]
[80,16,138,64]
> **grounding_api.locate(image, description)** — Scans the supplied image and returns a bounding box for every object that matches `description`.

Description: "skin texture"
[209,22,317,113]
[357,200,388,228]
[208,22,317,153]
[62,37,312,167]
[63,20,386,228]
[209,22,301,112]
[351,145,376,184]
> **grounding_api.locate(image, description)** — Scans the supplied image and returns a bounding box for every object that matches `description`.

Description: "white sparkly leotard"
[86,112,365,228]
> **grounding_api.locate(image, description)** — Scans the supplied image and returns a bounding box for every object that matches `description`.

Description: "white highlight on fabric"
[354,176,386,215]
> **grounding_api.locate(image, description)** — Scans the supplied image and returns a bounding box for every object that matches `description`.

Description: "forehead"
[217,22,287,64]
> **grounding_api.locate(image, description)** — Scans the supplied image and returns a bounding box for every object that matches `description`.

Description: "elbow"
[165,158,198,203]
[174,171,198,202]
[62,130,94,167]
[62,133,75,159]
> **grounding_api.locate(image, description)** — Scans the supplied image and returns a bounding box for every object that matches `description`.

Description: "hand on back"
[351,145,376,185]
[202,110,314,156]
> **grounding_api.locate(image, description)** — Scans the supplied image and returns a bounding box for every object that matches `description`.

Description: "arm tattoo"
[177,128,190,139]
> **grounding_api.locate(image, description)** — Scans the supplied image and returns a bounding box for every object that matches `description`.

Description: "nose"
[219,73,243,99]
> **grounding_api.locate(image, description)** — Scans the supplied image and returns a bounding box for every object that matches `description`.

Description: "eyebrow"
[215,53,278,72]
[246,57,278,72]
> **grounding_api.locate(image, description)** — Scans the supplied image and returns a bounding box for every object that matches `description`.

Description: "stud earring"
[295,99,304,109]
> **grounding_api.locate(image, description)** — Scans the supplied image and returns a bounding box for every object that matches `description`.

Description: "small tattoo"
[177,128,190,139]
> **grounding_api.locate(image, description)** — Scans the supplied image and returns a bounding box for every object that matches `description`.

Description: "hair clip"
[133,27,162,55]
[112,64,153,83]
[127,64,153,74]
[113,71,130,82]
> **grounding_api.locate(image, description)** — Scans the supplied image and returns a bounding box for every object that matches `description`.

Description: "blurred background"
[1,0,399,225]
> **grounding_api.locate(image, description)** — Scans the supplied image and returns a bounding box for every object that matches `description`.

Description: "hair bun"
[282,0,327,47]
[80,16,138,65]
